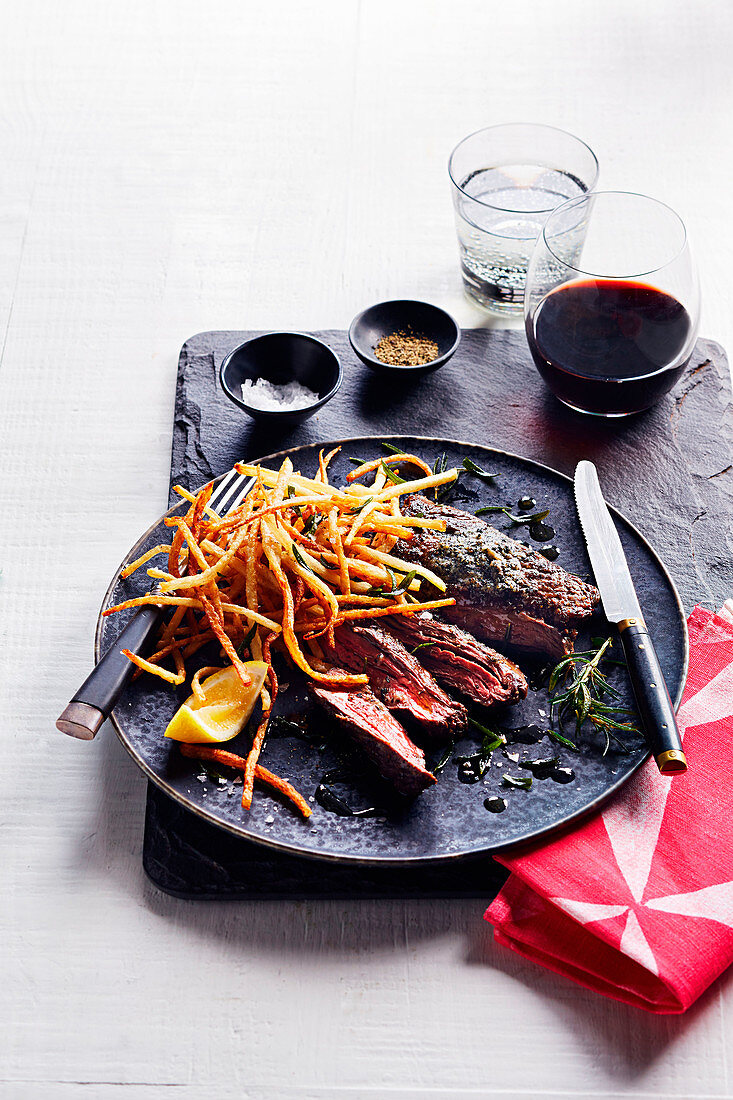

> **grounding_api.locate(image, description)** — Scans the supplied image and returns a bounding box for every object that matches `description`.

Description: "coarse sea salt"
[241,377,319,411]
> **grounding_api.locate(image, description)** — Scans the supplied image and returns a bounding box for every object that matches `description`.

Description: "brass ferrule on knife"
[656,748,688,775]
[618,616,647,633]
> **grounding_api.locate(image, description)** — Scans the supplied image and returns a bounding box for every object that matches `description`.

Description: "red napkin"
[485,604,733,1013]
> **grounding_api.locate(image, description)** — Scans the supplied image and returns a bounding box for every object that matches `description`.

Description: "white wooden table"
[3,1,732,1096]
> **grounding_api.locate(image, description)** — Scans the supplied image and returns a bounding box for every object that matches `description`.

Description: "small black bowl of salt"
[348,299,461,375]
[220,332,342,426]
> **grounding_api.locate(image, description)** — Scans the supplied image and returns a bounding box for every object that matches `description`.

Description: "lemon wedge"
[164,662,268,744]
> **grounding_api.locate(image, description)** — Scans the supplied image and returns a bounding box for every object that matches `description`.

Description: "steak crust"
[400,495,600,659]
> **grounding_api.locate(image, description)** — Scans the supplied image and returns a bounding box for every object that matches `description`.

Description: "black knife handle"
[56,605,162,739]
[618,619,687,774]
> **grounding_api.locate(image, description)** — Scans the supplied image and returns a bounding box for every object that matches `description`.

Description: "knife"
[574,460,687,775]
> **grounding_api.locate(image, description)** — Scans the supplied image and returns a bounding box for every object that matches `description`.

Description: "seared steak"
[309,681,436,796]
[387,612,527,708]
[327,623,467,738]
[400,495,600,660]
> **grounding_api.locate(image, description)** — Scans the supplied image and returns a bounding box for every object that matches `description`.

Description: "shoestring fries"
[104,447,458,816]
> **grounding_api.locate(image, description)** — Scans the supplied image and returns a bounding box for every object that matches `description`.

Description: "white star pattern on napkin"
[549,671,733,976]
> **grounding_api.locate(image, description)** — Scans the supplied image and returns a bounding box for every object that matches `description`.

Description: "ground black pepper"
[373,330,439,366]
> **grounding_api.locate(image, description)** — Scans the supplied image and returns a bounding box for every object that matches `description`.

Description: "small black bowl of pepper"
[348,299,461,375]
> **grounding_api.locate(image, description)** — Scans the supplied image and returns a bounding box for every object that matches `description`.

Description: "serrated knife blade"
[573,460,687,775]
[574,460,642,623]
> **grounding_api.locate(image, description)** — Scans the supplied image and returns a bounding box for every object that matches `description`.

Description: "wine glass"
[524,191,700,416]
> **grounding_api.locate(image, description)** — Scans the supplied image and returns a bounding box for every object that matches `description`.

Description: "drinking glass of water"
[448,124,599,315]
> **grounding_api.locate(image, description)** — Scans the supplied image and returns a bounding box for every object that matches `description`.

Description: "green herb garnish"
[433,452,448,476]
[468,717,506,752]
[462,457,500,483]
[548,637,638,755]
[347,456,368,465]
[433,740,456,774]
[432,453,454,500]
[473,505,551,528]
[366,567,418,600]
[504,508,550,527]
[391,568,418,596]
[503,774,533,790]
[547,728,580,750]
[302,512,324,536]
[292,543,320,578]
[410,641,435,655]
[348,496,373,514]
[236,623,257,657]
[454,723,505,778]
[380,460,405,485]
[381,442,403,455]
[436,474,464,501]
[286,484,303,517]
[591,635,626,666]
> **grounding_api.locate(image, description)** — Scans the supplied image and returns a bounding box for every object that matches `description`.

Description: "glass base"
[462,277,524,317]
[554,395,641,418]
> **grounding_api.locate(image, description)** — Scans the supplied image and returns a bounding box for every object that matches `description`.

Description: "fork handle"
[56,606,161,739]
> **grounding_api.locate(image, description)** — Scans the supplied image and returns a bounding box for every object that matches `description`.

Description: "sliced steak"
[400,495,600,660]
[309,681,436,797]
[327,623,467,738]
[387,612,527,708]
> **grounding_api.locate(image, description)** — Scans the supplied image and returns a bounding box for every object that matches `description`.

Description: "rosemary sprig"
[433,740,455,774]
[366,567,419,600]
[380,460,405,485]
[505,508,550,527]
[454,738,497,778]
[503,774,533,790]
[302,512,324,536]
[392,568,418,596]
[286,484,303,518]
[468,716,506,751]
[492,506,552,526]
[473,505,550,530]
[462,457,501,483]
[548,637,639,755]
[381,441,403,455]
[292,543,320,579]
[431,452,456,501]
[236,623,257,657]
[590,635,626,666]
[451,721,504,777]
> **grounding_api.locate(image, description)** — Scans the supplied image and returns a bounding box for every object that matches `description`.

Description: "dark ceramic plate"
[97,437,688,865]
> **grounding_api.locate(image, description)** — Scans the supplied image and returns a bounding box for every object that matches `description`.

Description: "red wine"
[527,280,692,415]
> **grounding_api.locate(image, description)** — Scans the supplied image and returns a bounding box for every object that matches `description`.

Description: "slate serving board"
[141,328,732,899]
